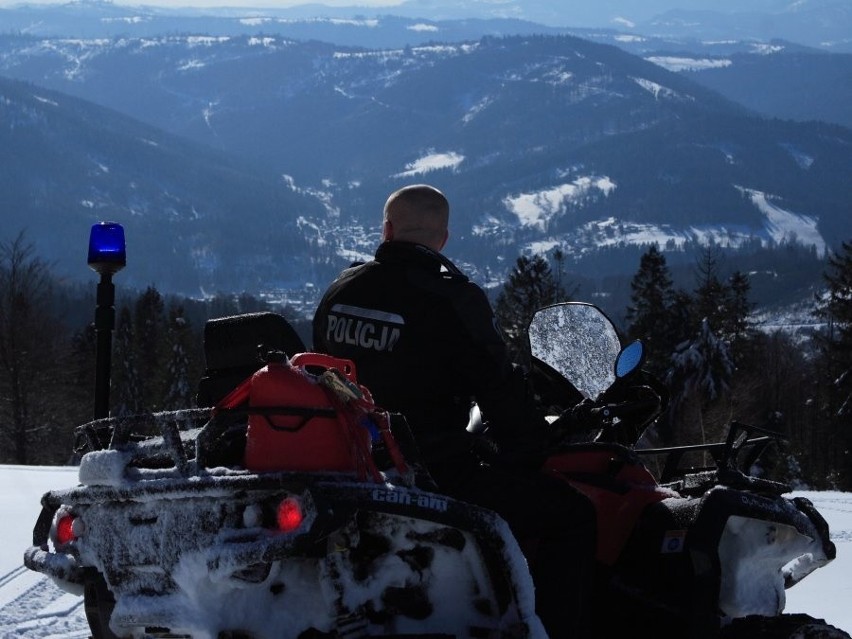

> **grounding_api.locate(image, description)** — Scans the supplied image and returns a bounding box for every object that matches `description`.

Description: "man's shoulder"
[332,259,379,283]
[411,271,494,323]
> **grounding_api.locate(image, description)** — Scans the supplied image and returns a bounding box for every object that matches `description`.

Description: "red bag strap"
[316,367,412,485]
[213,375,252,412]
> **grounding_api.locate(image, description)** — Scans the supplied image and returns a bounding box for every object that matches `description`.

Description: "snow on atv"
[24,311,545,639]
[521,301,849,639]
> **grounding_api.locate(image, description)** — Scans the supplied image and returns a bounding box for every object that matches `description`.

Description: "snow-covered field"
[1,464,851,637]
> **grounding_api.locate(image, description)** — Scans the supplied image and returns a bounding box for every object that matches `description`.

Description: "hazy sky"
[0,0,405,6]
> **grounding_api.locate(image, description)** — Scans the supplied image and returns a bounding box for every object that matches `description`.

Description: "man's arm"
[450,283,546,444]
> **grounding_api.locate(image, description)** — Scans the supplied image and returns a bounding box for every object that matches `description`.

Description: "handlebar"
[590,397,663,421]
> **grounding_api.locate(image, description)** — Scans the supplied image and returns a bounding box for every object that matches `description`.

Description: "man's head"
[382,184,449,252]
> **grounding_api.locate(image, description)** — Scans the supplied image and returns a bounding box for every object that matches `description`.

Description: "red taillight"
[276,497,304,532]
[55,514,76,545]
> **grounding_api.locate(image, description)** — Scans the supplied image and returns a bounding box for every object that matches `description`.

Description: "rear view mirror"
[615,340,644,379]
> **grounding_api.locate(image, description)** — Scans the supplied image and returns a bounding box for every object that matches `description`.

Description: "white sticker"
[661,530,687,553]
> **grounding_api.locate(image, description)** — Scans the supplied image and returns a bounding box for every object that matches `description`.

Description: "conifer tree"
[162,304,195,410]
[111,305,143,416]
[68,322,97,423]
[495,254,573,361]
[690,248,755,366]
[727,270,754,363]
[665,317,735,447]
[815,240,852,487]
[819,240,852,364]
[693,244,728,335]
[134,286,167,410]
[625,245,681,375]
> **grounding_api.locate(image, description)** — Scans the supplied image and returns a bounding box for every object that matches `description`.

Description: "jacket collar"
[375,241,468,280]
[375,241,443,270]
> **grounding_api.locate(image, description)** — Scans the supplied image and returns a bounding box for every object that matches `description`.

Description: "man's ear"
[438,228,449,251]
[382,219,394,241]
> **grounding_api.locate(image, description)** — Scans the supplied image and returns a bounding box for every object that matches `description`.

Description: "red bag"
[217,352,375,474]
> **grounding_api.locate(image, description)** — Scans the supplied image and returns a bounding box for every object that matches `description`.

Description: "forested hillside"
[2,234,849,490]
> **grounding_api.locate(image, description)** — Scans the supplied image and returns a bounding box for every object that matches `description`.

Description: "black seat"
[196,311,306,407]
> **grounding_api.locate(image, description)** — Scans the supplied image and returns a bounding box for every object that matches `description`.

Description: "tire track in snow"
[0,567,88,638]
[0,565,29,590]
[0,566,43,610]
[798,494,852,544]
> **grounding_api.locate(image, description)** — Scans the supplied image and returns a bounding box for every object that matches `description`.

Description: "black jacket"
[312,241,542,466]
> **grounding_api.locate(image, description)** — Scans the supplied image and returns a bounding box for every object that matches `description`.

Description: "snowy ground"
[1,464,851,638]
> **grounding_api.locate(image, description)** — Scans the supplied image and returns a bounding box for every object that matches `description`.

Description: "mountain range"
[0,2,850,321]
[0,74,326,295]
[1,0,849,51]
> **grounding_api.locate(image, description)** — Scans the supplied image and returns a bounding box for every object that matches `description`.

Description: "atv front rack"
[635,421,789,496]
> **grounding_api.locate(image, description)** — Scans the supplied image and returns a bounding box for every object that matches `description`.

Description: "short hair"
[383,184,449,247]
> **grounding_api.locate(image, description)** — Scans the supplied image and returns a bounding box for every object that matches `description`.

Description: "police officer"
[312,184,595,638]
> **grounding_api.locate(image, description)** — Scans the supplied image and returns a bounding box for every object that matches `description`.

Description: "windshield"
[528,302,622,400]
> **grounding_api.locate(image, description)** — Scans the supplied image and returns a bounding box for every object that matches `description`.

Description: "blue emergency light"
[88,221,126,419]
[87,222,126,275]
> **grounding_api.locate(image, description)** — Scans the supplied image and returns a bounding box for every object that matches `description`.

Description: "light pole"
[87,222,126,420]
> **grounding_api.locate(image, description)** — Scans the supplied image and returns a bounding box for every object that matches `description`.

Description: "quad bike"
[24,311,546,639]
[22,303,848,639]
[521,301,849,639]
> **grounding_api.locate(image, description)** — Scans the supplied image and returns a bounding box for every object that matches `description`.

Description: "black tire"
[722,614,852,639]
[83,568,121,639]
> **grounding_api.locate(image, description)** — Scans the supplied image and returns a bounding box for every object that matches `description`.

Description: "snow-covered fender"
[682,487,836,619]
